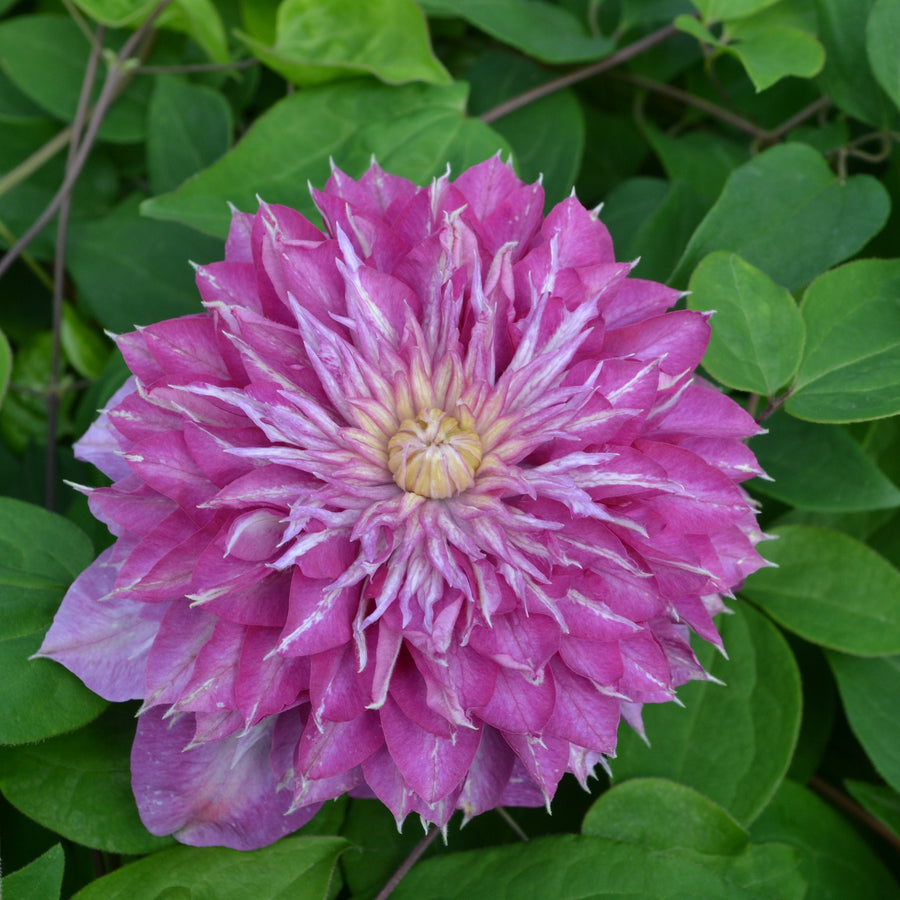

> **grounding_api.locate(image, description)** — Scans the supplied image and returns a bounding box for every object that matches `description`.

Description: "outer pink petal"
[37,548,165,701]
[132,708,317,848]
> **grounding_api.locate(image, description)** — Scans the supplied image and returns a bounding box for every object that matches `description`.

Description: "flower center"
[387,407,483,499]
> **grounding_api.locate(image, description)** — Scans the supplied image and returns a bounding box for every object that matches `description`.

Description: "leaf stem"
[480,22,679,124]
[46,19,106,511]
[0,127,74,202]
[135,57,259,75]
[0,0,173,283]
[373,826,441,900]
[809,776,900,852]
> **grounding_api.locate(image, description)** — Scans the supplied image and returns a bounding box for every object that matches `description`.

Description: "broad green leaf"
[620,0,693,31]
[72,0,157,26]
[602,178,707,283]
[751,780,900,899]
[0,325,10,405]
[0,69,46,122]
[726,24,824,92]
[0,706,172,854]
[692,0,780,20]
[141,81,509,238]
[419,0,614,63]
[749,412,900,512]
[467,51,584,206]
[674,13,720,44]
[158,0,229,64]
[71,835,348,899]
[687,251,804,394]
[867,0,900,114]
[390,833,805,900]
[845,780,900,841]
[146,75,232,194]
[787,259,900,422]
[1,845,64,900]
[0,16,150,143]
[0,497,93,640]
[61,303,110,380]
[743,525,900,655]
[827,652,900,794]
[0,498,107,744]
[66,195,224,333]
[816,0,895,127]
[0,331,54,454]
[612,603,801,825]
[644,126,748,204]
[238,0,450,87]
[583,778,748,855]
[74,0,229,62]
[670,143,890,291]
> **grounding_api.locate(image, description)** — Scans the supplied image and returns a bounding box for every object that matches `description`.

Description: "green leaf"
[389,833,805,900]
[816,0,896,127]
[687,251,804,394]
[611,603,801,825]
[743,525,900,655]
[827,652,900,794]
[0,69,46,123]
[726,24,824,92]
[72,0,157,27]
[141,81,509,238]
[0,498,107,744]
[0,496,93,640]
[749,412,900,512]
[74,0,229,62]
[238,0,450,87]
[158,0,230,64]
[467,51,584,206]
[670,143,890,291]
[691,0,780,21]
[751,780,900,899]
[1,845,65,900]
[71,835,348,899]
[419,0,614,63]
[0,325,11,406]
[787,259,900,423]
[845,780,900,841]
[66,195,224,333]
[868,0,900,112]
[644,126,748,205]
[602,177,707,284]
[0,706,173,854]
[0,16,150,143]
[61,303,110,380]
[146,75,232,194]
[582,778,748,855]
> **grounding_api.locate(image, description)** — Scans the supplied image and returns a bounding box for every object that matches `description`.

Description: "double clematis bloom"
[39,157,767,849]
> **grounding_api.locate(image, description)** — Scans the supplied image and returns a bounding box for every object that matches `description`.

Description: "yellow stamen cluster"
[387,407,483,499]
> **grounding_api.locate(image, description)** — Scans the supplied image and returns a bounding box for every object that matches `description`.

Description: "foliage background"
[1,0,900,897]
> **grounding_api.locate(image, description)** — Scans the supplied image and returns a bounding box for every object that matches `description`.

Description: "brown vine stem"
[373,826,442,900]
[614,72,768,140]
[480,22,679,124]
[809,776,900,853]
[45,20,106,511]
[135,57,258,74]
[0,0,173,283]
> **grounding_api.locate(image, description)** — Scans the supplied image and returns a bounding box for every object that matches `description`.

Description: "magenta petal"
[37,548,165,701]
[132,708,318,849]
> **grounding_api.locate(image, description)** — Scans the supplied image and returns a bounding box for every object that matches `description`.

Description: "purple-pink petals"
[38,157,767,849]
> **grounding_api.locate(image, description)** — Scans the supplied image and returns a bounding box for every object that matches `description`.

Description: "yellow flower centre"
[387,407,483,499]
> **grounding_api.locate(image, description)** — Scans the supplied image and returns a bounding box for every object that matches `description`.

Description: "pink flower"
[39,157,767,849]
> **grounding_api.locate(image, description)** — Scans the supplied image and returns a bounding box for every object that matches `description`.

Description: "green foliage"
[70,835,349,898]
[1,0,899,895]
[743,525,900,655]
[611,603,802,825]
[1,844,65,900]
